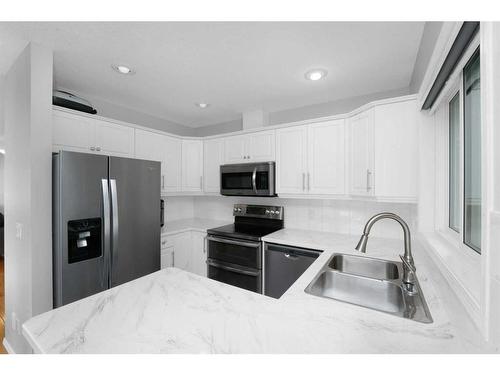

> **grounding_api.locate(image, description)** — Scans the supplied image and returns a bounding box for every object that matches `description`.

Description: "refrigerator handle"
[110,179,119,281]
[101,179,111,288]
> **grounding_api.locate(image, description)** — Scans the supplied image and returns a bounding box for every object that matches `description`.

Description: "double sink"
[305,253,433,323]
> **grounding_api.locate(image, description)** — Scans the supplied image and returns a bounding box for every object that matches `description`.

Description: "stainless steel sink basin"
[305,253,433,323]
[329,253,400,280]
[307,270,404,313]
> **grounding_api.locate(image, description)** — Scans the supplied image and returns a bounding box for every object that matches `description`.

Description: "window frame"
[436,36,481,258]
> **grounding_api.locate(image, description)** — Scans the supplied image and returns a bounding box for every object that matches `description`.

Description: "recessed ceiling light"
[112,64,135,75]
[305,69,328,81]
[196,103,210,109]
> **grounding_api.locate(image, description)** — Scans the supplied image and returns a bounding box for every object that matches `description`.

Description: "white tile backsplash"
[163,196,195,222]
[192,196,417,239]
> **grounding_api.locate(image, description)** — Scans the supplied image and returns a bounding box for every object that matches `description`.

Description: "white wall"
[4,43,53,353]
[193,196,417,241]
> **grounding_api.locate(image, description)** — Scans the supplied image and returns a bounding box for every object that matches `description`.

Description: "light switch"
[15,222,23,240]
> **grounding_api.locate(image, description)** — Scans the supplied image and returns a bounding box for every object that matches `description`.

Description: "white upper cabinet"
[247,130,276,161]
[203,138,224,193]
[276,121,346,196]
[53,111,95,152]
[164,136,182,193]
[276,125,308,194]
[53,110,134,157]
[223,130,275,163]
[135,129,169,193]
[373,100,418,201]
[348,109,375,196]
[94,119,134,157]
[224,135,247,163]
[307,120,346,195]
[181,139,203,192]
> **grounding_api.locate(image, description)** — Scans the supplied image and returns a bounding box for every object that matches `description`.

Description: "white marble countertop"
[161,218,228,236]
[23,228,487,353]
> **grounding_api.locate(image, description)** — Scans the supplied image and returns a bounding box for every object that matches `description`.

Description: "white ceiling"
[0,22,425,128]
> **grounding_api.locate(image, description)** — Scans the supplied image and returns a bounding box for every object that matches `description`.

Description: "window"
[446,49,481,253]
[463,51,481,252]
[448,92,460,233]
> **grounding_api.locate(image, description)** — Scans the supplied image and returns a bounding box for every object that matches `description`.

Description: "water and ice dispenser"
[67,218,102,264]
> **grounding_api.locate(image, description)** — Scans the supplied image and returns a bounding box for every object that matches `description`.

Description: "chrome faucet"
[355,212,417,292]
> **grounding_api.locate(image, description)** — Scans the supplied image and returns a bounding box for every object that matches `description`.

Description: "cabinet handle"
[172,251,175,267]
[302,173,305,191]
[366,169,372,192]
[161,175,165,189]
[204,236,207,254]
[200,176,203,190]
[90,146,95,151]
[248,155,250,159]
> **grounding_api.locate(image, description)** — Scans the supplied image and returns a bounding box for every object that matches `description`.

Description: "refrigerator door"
[109,156,161,287]
[53,151,110,307]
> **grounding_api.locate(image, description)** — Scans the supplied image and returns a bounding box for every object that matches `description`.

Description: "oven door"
[207,259,262,293]
[220,162,276,196]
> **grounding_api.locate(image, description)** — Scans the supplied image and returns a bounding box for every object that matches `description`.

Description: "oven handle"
[252,167,257,194]
[206,259,261,277]
[207,235,261,248]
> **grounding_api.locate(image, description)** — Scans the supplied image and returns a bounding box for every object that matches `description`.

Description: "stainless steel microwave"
[220,162,277,197]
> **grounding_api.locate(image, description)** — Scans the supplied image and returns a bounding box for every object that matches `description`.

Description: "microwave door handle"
[206,259,260,277]
[252,167,257,194]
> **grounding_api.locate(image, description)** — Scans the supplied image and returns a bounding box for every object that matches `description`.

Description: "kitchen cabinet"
[276,125,308,194]
[53,110,134,157]
[164,231,207,276]
[191,231,208,277]
[164,136,182,193]
[276,120,345,195]
[203,138,225,193]
[93,119,134,157]
[181,140,203,192]
[223,130,275,163]
[307,120,346,195]
[348,109,375,196]
[135,130,182,194]
[373,100,418,201]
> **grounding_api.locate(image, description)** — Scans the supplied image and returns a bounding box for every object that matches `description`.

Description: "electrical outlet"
[15,222,23,240]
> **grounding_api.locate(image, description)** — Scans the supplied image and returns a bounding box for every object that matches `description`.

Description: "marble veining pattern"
[23,230,486,353]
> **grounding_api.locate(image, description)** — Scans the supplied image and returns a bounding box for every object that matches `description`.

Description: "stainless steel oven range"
[206,204,284,293]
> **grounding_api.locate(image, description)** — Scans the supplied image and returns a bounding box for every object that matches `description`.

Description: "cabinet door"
[191,232,207,277]
[224,135,246,163]
[181,140,203,192]
[276,126,308,194]
[203,138,224,193]
[94,119,134,157]
[161,246,174,269]
[373,100,418,200]
[248,130,275,162]
[164,136,182,192]
[172,232,192,271]
[349,110,374,196]
[135,130,169,193]
[307,120,346,195]
[53,111,95,152]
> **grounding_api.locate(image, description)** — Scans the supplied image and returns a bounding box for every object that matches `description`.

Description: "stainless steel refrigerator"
[53,151,161,307]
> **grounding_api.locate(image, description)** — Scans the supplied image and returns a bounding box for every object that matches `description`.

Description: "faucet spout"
[355,212,416,290]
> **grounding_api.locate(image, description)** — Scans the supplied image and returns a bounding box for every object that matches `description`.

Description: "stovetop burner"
[207,204,284,241]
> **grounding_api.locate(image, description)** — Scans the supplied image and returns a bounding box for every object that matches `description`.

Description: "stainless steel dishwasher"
[264,243,322,298]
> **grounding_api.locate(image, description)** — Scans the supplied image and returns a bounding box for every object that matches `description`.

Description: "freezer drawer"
[264,243,321,299]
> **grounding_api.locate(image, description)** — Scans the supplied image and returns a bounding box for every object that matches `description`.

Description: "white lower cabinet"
[162,231,207,277]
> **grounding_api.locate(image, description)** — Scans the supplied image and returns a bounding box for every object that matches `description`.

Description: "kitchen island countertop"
[23,229,487,353]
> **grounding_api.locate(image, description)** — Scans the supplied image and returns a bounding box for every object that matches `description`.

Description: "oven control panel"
[233,204,284,220]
